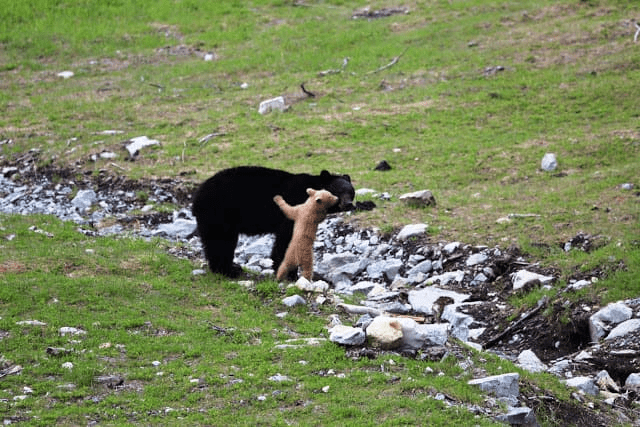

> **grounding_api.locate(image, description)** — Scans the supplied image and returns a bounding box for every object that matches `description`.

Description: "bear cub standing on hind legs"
[273,188,339,281]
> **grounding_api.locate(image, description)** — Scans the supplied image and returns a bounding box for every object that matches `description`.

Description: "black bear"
[192,166,355,278]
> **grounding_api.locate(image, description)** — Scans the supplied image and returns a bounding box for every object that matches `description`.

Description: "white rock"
[269,373,291,382]
[355,188,377,196]
[517,349,547,373]
[569,279,591,290]
[16,320,47,326]
[541,153,557,171]
[329,325,366,346]
[59,327,86,336]
[258,96,286,114]
[396,223,427,240]
[125,136,160,158]
[366,316,404,349]
[296,278,329,293]
[510,270,553,290]
[57,71,74,79]
[61,362,74,370]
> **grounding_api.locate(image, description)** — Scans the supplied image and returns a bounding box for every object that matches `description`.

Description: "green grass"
[1,214,509,426]
[1,0,639,424]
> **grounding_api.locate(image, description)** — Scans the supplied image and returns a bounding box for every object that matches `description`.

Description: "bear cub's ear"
[306,188,316,196]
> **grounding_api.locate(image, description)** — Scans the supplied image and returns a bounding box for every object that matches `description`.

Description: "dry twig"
[366,47,409,75]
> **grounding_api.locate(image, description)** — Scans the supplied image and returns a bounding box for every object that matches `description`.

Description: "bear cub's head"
[306,188,339,214]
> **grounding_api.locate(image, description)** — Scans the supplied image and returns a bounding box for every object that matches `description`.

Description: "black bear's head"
[320,170,355,212]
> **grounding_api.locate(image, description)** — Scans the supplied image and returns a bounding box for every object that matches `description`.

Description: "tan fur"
[273,188,339,281]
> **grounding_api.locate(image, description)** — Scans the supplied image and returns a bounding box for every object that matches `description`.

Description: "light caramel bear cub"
[273,188,339,281]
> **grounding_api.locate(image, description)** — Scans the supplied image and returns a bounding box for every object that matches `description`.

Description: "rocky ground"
[1,153,639,426]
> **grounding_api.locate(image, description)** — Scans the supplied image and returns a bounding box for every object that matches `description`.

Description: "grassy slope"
[0,0,639,424]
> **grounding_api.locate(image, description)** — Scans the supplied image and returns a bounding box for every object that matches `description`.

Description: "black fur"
[192,166,355,278]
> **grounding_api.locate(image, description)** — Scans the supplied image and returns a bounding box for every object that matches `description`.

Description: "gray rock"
[517,350,547,373]
[349,281,378,295]
[443,242,460,254]
[441,305,473,341]
[316,252,359,276]
[398,190,436,207]
[71,189,97,211]
[605,318,640,340]
[563,376,598,396]
[282,295,306,307]
[396,223,427,241]
[406,260,432,277]
[408,287,470,316]
[625,373,640,388]
[402,322,450,348]
[425,270,465,286]
[568,279,591,291]
[495,407,539,427]
[366,259,402,281]
[510,270,554,290]
[154,218,197,239]
[466,252,488,266]
[329,325,366,346]
[595,370,620,393]
[468,373,520,400]
[589,302,633,342]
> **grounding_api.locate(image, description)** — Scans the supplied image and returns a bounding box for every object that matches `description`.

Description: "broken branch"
[366,47,409,75]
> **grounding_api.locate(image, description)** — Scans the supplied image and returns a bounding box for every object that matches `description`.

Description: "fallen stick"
[336,303,381,317]
[336,303,427,323]
[366,47,409,75]
[300,83,315,98]
[483,296,549,349]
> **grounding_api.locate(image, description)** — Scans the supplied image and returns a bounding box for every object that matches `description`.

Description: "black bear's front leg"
[272,220,297,281]
[201,228,242,277]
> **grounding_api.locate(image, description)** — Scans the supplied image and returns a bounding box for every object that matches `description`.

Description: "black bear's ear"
[320,170,331,180]
[342,174,351,182]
